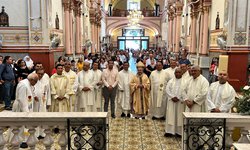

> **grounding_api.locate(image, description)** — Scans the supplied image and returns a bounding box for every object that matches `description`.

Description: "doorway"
[117,28,149,50]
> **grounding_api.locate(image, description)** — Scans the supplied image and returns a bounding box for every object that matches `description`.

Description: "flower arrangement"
[233,86,250,115]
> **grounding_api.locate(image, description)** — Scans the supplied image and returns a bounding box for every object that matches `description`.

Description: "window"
[127,0,140,10]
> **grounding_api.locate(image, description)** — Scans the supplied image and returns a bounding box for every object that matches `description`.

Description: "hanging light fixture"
[127,7,144,27]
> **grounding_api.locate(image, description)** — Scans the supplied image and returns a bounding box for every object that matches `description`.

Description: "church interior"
[0,0,250,150]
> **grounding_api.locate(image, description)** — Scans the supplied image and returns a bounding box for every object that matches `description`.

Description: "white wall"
[51,0,63,29]
[101,19,106,39]
[161,22,167,42]
[211,0,225,30]
[1,0,28,26]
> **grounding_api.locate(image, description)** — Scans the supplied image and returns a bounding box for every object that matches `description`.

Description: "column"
[69,2,74,56]
[75,5,82,55]
[95,23,98,53]
[190,11,197,54]
[63,2,72,56]
[172,14,176,52]
[175,2,183,53]
[198,7,204,54]
[96,24,100,53]
[168,15,173,51]
[90,20,95,53]
[201,6,209,55]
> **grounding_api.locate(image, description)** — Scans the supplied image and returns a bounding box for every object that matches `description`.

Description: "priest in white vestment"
[207,71,236,113]
[34,68,51,138]
[180,63,192,82]
[50,64,71,112]
[76,62,96,112]
[13,73,39,112]
[165,68,188,137]
[92,61,103,112]
[32,63,51,112]
[150,61,169,120]
[118,62,134,117]
[164,59,177,81]
[63,61,77,112]
[185,66,209,112]
[11,73,39,148]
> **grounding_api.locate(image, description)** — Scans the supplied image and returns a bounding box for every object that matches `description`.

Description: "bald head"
[218,70,228,84]
[191,65,201,71]
[83,61,90,71]
[28,73,39,86]
[191,65,201,79]
[175,68,182,79]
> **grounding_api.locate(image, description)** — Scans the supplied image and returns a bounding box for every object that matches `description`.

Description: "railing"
[111,9,158,17]
[0,112,108,150]
[183,112,250,150]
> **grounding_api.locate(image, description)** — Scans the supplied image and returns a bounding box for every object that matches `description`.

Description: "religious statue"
[0,6,9,27]
[215,12,220,30]
[55,13,59,29]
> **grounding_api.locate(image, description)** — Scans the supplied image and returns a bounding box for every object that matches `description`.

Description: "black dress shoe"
[141,117,145,119]
[152,116,157,120]
[20,142,28,148]
[160,117,166,120]
[135,117,139,119]
[121,112,126,117]
[5,107,12,110]
[127,113,131,118]
[175,134,182,138]
[164,133,173,137]
[111,115,116,119]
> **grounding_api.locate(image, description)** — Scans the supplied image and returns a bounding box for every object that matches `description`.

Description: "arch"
[112,0,155,10]
[107,19,160,35]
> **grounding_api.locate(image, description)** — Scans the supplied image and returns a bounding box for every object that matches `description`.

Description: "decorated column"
[190,7,198,54]
[90,19,95,53]
[175,1,183,53]
[69,2,74,55]
[75,2,82,55]
[168,14,173,52]
[201,5,210,55]
[172,14,176,52]
[198,4,204,54]
[63,1,72,56]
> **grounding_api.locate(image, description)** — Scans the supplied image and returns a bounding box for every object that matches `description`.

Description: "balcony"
[110,9,159,17]
[0,112,108,149]
[183,112,250,150]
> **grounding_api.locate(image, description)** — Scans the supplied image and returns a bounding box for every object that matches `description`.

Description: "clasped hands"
[82,87,91,92]
[56,96,66,101]
[96,81,103,86]
[185,100,194,108]
[136,84,144,89]
[171,97,179,102]
[34,96,39,102]
[211,108,221,113]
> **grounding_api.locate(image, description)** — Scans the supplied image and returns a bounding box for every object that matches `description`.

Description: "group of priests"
[12,57,236,138]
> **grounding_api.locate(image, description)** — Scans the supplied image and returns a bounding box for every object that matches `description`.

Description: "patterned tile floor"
[108,117,181,150]
[1,102,181,150]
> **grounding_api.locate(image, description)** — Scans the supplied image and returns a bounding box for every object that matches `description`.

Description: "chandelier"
[127,9,144,26]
